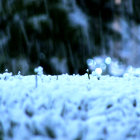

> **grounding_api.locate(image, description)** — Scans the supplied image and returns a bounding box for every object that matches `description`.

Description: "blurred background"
[0,0,140,75]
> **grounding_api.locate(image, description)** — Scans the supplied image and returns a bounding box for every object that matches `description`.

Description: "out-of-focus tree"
[0,0,140,74]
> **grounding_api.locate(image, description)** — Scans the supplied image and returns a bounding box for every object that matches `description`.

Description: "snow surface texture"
[0,69,140,140]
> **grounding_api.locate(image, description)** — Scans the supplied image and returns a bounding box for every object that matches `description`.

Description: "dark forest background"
[0,0,140,75]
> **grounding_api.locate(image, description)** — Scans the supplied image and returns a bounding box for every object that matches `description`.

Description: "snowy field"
[0,68,140,140]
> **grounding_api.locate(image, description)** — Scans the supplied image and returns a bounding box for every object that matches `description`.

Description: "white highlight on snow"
[95,68,102,75]
[34,66,43,75]
[105,57,112,65]
[86,69,89,73]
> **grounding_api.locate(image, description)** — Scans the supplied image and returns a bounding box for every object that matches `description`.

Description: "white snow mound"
[0,73,140,140]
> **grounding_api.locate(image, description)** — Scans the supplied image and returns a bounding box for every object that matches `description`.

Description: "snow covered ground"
[0,68,140,140]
